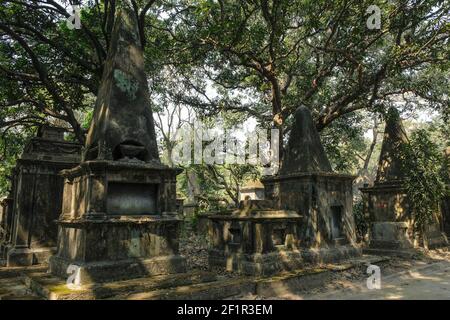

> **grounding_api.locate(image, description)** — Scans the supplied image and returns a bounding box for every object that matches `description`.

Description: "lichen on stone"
[113,69,139,100]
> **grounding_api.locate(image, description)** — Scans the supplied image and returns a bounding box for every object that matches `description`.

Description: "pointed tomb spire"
[375,107,409,183]
[280,105,332,175]
[83,0,159,163]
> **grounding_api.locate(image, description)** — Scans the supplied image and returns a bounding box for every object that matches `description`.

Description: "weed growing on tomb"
[400,129,446,234]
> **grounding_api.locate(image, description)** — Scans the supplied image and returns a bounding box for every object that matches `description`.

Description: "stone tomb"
[209,200,303,275]
[0,170,17,262]
[239,180,265,201]
[361,108,447,254]
[262,106,360,263]
[5,126,81,266]
[0,197,3,225]
[209,106,360,275]
[48,3,186,284]
[0,195,13,260]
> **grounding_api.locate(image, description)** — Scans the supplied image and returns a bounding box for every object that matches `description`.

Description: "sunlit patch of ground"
[236,248,450,300]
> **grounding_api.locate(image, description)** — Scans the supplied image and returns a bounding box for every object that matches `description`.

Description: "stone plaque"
[107,183,157,215]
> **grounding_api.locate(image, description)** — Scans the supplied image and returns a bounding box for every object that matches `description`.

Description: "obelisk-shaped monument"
[361,107,447,254]
[49,2,186,283]
[375,107,408,184]
[279,106,332,175]
[262,106,360,263]
[83,1,159,163]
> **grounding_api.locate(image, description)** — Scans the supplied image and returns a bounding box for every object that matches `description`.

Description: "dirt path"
[303,260,450,300]
[234,249,450,300]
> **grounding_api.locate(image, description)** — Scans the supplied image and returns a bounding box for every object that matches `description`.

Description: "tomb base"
[49,160,186,284]
[262,173,361,260]
[7,246,55,267]
[209,249,304,276]
[49,254,186,285]
[208,200,304,276]
[208,245,361,276]
[49,217,187,284]
[299,245,362,264]
[361,183,448,252]
[369,221,414,250]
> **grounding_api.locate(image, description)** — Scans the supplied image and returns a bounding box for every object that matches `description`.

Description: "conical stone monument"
[262,106,360,263]
[83,2,159,163]
[48,2,186,284]
[361,107,447,254]
[279,106,332,175]
[375,107,409,183]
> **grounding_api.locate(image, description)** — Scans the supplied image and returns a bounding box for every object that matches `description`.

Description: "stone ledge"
[56,214,182,225]
[207,214,303,221]
[109,277,255,300]
[363,248,419,259]
[49,255,187,284]
[262,171,355,182]
[16,255,389,300]
[7,246,55,267]
[60,160,181,178]
[24,270,217,300]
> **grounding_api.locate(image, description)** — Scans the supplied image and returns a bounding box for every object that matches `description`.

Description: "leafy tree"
[1,0,449,200]
[178,163,260,210]
[0,127,35,196]
[0,0,159,143]
[155,0,449,145]
[321,111,368,173]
